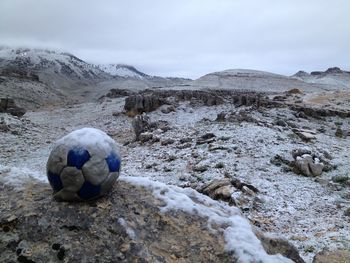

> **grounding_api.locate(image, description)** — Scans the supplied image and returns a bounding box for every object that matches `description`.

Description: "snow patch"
[97,64,147,78]
[0,164,47,188]
[121,176,292,263]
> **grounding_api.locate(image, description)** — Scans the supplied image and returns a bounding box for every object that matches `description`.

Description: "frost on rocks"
[122,176,293,263]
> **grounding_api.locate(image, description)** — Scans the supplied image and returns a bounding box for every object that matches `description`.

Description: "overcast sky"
[0,0,349,78]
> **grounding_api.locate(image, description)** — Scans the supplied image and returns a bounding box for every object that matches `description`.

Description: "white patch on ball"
[46,128,121,201]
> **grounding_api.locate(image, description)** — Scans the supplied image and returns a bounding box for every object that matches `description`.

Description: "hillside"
[292,67,350,89]
[97,64,149,78]
[189,69,336,92]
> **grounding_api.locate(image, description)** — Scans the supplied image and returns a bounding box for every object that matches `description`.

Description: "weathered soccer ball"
[46,128,121,201]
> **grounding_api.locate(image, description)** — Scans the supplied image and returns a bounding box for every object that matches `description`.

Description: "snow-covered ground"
[97,64,148,78]
[1,97,350,262]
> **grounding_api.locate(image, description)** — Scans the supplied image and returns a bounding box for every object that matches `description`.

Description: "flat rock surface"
[0,176,293,263]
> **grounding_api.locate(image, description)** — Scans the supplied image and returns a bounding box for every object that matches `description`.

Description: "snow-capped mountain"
[97,64,149,79]
[0,46,109,81]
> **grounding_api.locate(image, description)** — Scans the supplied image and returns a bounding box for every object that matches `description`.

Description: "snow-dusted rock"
[295,154,324,177]
[0,175,296,263]
[0,98,26,117]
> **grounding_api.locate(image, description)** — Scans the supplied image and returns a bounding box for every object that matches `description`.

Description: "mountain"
[0,47,110,81]
[0,47,191,108]
[97,64,149,79]
[292,67,350,89]
[0,47,116,108]
[189,69,332,92]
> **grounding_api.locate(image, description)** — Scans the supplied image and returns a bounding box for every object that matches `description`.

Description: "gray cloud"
[0,0,349,78]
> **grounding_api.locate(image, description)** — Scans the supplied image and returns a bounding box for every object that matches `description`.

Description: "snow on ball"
[46,128,121,201]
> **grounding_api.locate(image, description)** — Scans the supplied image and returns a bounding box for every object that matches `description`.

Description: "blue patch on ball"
[105,152,121,172]
[47,171,63,192]
[78,181,101,200]
[67,147,90,169]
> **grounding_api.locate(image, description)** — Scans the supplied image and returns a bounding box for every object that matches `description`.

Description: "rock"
[139,132,153,143]
[200,133,216,140]
[0,123,10,132]
[344,208,350,217]
[286,88,303,95]
[149,120,171,132]
[160,105,176,114]
[227,110,258,123]
[0,113,27,134]
[293,129,316,141]
[255,231,305,263]
[312,249,350,263]
[179,137,192,144]
[295,154,324,177]
[160,138,175,146]
[292,148,312,160]
[132,114,151,141]
[197,133,216,145]
[199,179,234,202]
[0,98,26,117]
[230,178,259,194]
[0,177,295,263]
[335,127,346,138]
[216,112,227,122]
[270,154,294,167]
[273,95,287,101]
[274,119,288,127]
[193,165,208,173]
[124,94,165,115]
[199,178,259,204]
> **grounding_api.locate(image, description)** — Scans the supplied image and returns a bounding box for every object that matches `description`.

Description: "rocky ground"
[1,89,350,262]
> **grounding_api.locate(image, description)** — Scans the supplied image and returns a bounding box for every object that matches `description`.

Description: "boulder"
[292,128,316,141]
[139,132,153,143]
[0,175,295,263]
[294,154,324,177]
[255,231,305,263]
[335,127,346,138]
[131,114,151,141]
[0,98,26,117]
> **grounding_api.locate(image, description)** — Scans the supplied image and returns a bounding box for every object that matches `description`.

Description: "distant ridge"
[291,67,350,89]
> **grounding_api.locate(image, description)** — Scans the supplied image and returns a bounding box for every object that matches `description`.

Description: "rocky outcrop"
[310,67,350,76]
[255,232,305,263]
[0,176,294,263]
[123,89,270,114]
[290,105,350,119]
[124,94,165,115]
[0,98,26,117]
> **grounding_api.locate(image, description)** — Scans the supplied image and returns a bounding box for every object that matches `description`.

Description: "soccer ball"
[46,128,121,201]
